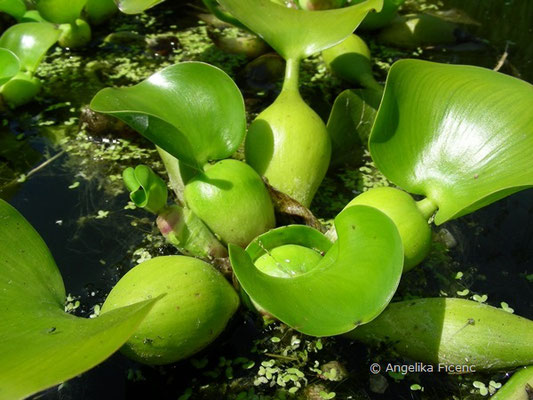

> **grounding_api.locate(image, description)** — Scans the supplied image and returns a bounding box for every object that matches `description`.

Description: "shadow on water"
[433,0,533,81]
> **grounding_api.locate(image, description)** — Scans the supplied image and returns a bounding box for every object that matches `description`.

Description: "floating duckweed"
[95,210,109,219]
[500,302,514,313]
[473,380,489,396]
[472,294,488,303]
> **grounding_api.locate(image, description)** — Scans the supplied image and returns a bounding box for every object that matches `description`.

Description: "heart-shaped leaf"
[229,205,403,336]
[0,199,157,399]
[0,48,20,86]
[369,59,533,224]
[123,165,168,214]
[0,22,60,73]
[34,0,87,23]
[0,0,26,20]
[91,62,246,170]
[217,0,383,60]
[115,0,163,14]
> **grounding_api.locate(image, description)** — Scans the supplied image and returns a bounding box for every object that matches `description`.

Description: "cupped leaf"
[91,62,246,170]
[0,48,20,86]
[34,0,87,23]
[0,199,157,399]
[246,224,333,261]
[0,0,26,20]
[369,59,533,225]
[245,225,332,279]
[123,165,168,214]
[0,22,60,73]
[115,0,163,14]
[217,0,383,60]
[229,205,403,336]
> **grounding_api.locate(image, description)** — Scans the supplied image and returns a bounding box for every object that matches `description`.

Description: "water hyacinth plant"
[0,199,240,395]
[329,59,533,271]
[226,59,533,367]
[217,0,383,207]
[91,62,276,249]
[33,0,118,47]
[0,22,59,107]
[230,205,404,336]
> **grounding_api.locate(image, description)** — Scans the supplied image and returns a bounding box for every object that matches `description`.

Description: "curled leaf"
[230,205,403,336]
[123,165,168,214]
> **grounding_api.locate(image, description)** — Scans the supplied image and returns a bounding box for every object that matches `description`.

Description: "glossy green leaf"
[0,22,60,73]
[115,0,163,14]
[229,205,403,336]
[217,0,383,60]
[369,59,533,225]
[0,0,26,20]
[327,88,381,167]
[0,48,20,86]
[91,62,246,170]
[0,199,157,399]
[123,165,168,214]
[34,0,87,23]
